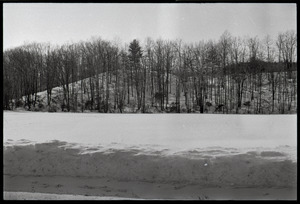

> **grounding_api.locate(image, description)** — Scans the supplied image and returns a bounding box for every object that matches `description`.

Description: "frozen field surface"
[3,111,297,200]
[3,111,297,149]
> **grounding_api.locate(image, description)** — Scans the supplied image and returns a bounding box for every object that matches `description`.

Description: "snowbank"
[4,140,296,188]
[3,192,140,200]
[3,112,297,189]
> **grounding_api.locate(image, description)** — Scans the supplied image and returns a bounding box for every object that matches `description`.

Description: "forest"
[3,30,297,114]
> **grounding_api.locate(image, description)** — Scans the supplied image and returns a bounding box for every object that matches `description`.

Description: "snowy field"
[3,111,297,149]
[3,111,297,200]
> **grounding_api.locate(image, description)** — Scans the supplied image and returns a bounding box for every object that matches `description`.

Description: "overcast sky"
[3,3,297,50]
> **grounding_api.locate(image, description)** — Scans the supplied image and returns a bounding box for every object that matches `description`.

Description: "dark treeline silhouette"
[3,30,297,114]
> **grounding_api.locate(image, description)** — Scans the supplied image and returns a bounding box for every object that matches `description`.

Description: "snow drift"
[3,112,297,189]
[4,140,296,188]
[3,192,140,200]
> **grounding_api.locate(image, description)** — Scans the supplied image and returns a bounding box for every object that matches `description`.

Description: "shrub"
[38,103,44,109]
[48,106,57,112]
[85,100,93,110]
[15,100,24,108]
[61,104,67,111]
[33,107,40,112]
[206,101,212,107]
[169,102,177,113]
[181,107,187,113]
[244,101,251,107]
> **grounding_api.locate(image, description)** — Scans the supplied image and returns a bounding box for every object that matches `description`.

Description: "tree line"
[3,30,297,114]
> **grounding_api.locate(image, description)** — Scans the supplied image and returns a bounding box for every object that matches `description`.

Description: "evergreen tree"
[128,39,143,111]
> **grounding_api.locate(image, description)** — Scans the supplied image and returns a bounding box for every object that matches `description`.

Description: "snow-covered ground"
[3,111,297,199]
[3,111,297,149]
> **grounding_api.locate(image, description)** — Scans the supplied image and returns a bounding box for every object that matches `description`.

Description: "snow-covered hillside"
[15,70,297,114]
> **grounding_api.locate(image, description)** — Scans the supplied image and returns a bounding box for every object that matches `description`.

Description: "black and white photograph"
[3,2,297,200]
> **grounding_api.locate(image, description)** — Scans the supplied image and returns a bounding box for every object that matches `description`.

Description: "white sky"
[3,3,297,50]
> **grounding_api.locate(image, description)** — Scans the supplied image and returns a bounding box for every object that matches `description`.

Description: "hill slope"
[14,71,297,114]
